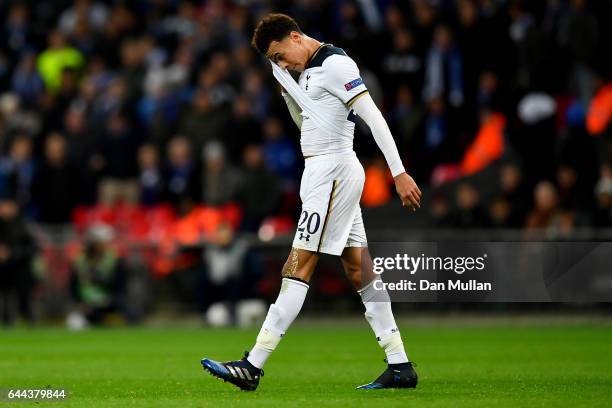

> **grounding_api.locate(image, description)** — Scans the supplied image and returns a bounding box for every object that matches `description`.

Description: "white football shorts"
[291,151,368,256]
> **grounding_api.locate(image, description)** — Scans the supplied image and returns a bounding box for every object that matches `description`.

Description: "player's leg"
[201,247,318,391]
[341,246,411,364]
[340,245,373,291]
[341,243,417,388]
[245,156,339,368]
[246,247,318,368]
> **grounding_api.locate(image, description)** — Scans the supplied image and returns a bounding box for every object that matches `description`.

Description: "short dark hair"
[251,13,303,55]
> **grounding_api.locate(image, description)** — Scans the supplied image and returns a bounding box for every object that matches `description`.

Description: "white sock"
[359,279,409,364]
[247,278,309,369]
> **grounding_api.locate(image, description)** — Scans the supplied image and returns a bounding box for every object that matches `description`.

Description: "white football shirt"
[297,44,369,157]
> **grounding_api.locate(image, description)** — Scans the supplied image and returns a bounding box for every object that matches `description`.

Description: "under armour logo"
[299,233,310,242]
[305,73,310,90]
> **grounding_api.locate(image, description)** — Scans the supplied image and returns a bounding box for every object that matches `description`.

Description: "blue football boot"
[201,351,263,391]
[357,361,418,390]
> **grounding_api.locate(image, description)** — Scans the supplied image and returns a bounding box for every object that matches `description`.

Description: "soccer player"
[201,13,422,391]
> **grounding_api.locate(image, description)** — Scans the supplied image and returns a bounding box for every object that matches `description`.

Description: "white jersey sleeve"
[281,90,303,129]
[322,55,369,107]
[352,94,406,177]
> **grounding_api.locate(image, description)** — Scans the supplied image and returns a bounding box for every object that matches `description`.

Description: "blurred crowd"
[2,0,612,325]
[0,0,612,229]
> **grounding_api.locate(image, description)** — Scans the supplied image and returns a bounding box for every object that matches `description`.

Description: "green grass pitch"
[1,321,611,407]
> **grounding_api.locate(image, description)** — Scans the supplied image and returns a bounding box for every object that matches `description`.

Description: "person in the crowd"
[32,132,79,223]
[68,223,126,327]
[0,135,36,212]
[97,111,140,204]
[261,117,299,190]
[222,94,263,164]
[525,181,575,239]
[199,222,263,322]
[448,182,489,228]
[201,141,242,206]
[164,135,200,206]
[37,31,85,93]
[179,88,230,156]
[0,198,37,325]
[236,144,281,232]
[137,143,165,206]
[593,163,612,227]
[11,51,45,108]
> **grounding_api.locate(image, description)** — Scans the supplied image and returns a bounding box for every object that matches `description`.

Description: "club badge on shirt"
[344,78,364,91]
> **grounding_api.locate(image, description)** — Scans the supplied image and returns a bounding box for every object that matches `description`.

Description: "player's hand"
[394,173,422,211]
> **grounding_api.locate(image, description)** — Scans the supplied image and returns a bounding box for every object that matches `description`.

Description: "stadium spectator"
[0,198,36,325]
[448,183,489,228]
[58,0,109,37]
[525,181,575,239]
[97,111,140,205]
[460,110,505,176]
[0,92,42,142]
[421,96,448,178]
[559,0,598,104]
[390,85,424,165]
[488,196,514,229]
[587,78,612,165]
[165,136,200,205]
[423,24,464,108]
[201,141,242,206]
[223,94,263,163]
[137,143,165,207]
[200,222,263,322]
[0,135,35,212]
[202,52,237,107]
[32,133,79,224]
[63,105,100,204]
[499,163,529,227]
[261,116,298,189]
[429,189,452,227]
[556,164,586,213]
[37,31,84,93]
[68,223,126,327]
[179,88,229,156]
[455,0,486,109]
[381,28,424,100]
[242,69,271,122]
[2,4,33,72]
[593,163,612,227]
[118,38,146,106]
[410,0,437,52]
[236,144,281,232]
[11,51,45,108]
